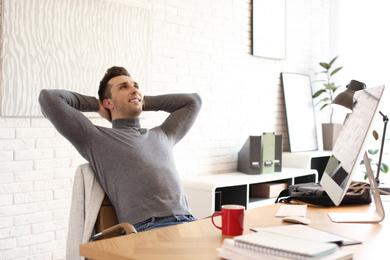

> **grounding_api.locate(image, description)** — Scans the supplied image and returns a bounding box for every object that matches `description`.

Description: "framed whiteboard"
[281,73,318,152]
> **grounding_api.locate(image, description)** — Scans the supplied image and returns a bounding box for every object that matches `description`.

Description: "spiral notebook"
[251,225,360,246]
[233,230,338,259]
[218,239,352,260]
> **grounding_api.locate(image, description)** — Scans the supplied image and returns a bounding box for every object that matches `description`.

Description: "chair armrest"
[90,222,137,242]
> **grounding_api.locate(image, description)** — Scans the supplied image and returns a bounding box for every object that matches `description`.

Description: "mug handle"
[211,212,222,230]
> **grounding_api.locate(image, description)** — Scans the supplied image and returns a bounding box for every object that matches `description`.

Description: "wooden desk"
[80,201,390,260]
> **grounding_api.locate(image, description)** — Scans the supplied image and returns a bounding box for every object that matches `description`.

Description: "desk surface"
[80,200,390,260]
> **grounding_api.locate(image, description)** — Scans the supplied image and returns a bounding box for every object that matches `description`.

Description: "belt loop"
[150,217,156,224]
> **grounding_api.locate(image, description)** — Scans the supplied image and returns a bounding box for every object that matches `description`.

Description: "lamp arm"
[376,111,388,185]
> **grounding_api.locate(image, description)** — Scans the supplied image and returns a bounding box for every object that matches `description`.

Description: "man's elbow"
[38,89,50,106]
[191,93,202,109]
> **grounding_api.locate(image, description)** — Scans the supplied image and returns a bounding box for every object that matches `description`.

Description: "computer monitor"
[320,85,386,223]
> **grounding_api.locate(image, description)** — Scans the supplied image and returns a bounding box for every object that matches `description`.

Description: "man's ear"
[103,99,114,110]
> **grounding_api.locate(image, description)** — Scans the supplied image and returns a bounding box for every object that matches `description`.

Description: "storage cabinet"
[180,168,317,219]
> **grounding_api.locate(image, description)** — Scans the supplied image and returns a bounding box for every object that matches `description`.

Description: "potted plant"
[312,56,343,150]
[361,130,389,193]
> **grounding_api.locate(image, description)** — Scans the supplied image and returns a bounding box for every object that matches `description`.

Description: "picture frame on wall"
[252,0,286,60]
[0,0,152,117]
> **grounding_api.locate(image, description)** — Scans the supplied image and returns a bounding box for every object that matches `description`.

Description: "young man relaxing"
[39,66,202,232]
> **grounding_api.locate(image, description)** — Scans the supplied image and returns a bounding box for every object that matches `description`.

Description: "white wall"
[0,0,330,259]
[335,0,390,184]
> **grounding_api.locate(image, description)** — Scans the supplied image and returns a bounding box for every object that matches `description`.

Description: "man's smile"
[129,97,141,103]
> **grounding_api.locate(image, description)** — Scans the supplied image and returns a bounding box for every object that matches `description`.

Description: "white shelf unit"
[180,167,318,219]
[283,150,331,180]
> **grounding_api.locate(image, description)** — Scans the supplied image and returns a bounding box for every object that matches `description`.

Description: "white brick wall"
[0,0,329,259]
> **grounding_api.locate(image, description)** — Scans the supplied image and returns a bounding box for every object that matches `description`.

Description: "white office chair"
[66,163,136,260]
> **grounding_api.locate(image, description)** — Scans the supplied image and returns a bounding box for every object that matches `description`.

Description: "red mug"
[211,205,245,236]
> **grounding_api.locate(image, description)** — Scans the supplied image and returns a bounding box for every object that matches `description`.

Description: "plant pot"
[322,123,342,151]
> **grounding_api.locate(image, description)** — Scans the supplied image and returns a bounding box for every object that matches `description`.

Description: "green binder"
[262,133,275,173]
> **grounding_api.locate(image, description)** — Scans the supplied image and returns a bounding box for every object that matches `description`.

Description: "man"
[39,66,202,232]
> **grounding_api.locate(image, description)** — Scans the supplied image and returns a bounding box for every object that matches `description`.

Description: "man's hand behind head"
[97,99,112,122]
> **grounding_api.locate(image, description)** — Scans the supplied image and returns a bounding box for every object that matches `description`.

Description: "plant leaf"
[330,67,343,76]
[319,103,328,111]
[315,97,329,107]
[320,62,330,70]
[312,89,326,98]
[330,86,340,93]
[329,56,338,66]
[324,83,335,89]
[381,163,389,173]
[373,130,379,140]
[368,149,379,155]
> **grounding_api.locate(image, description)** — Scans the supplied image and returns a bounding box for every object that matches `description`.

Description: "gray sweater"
[39,89,202,225]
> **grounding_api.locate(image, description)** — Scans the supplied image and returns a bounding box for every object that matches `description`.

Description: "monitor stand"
[328,151,385,223]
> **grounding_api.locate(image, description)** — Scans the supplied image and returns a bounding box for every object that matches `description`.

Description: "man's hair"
[98,66,131,101]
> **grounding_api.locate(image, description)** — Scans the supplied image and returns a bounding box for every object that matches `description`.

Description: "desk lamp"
[332,79,389,194]
[331,79,366,112]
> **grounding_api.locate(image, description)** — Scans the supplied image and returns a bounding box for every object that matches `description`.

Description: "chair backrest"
[67,163,105,260]
[95,194,119,233]
[67,164,133,259]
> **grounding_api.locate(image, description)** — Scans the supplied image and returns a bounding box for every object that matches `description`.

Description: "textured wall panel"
[1,0,152,116]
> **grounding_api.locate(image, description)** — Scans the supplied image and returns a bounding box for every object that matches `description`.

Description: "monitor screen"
[320,85,385,206]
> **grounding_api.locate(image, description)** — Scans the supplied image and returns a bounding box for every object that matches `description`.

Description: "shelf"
[181,167,317,219]
[283,151,331,180]
[248,197,277,209]
[181,167,317,189]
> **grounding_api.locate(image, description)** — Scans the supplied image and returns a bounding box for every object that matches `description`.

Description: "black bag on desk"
[276,181,371,206]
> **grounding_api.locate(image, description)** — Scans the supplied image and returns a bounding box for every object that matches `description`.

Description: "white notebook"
[233,230,338,259]
[218,239,352,260]
[251,225,360,246]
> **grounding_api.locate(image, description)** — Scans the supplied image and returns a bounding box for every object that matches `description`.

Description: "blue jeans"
[133,215,196,232]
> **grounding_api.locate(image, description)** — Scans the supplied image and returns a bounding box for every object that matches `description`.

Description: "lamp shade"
[331,79,366,113]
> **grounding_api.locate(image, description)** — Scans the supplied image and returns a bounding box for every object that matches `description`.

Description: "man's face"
[103,75,143,119]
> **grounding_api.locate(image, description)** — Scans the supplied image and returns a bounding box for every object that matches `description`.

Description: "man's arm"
[143,93,202,143]
[38,89,102,154]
